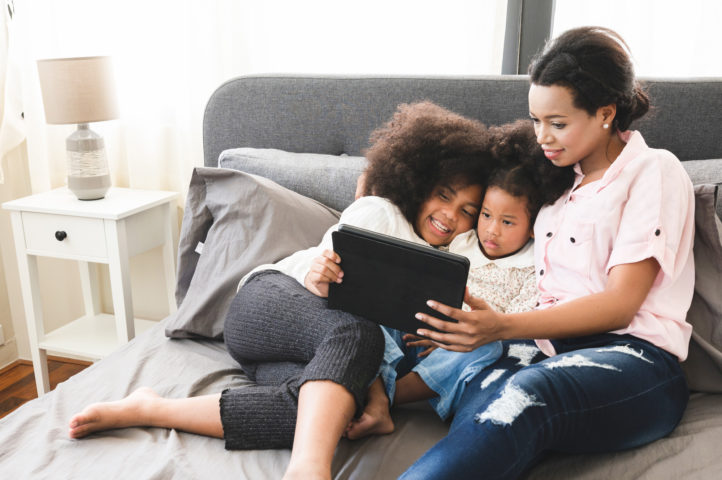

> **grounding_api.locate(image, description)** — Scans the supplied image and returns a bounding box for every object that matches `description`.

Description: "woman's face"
[415,183,483,246]
[528,84,611,174]
[477,186,533,259]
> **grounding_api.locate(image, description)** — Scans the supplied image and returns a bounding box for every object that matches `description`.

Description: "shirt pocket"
[553,221,595,279]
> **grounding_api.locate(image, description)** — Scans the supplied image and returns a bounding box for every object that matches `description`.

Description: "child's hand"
[402,333,437,357]
[304,249,344,298]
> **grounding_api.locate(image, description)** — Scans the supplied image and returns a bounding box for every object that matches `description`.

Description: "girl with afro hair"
[346,120,574,439]
[68,101,494,480]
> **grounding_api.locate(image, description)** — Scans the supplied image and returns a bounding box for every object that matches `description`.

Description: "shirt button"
[570,237,576,243]
[546,232,552,238]
[655,229,661,236]
[540,269,545,276]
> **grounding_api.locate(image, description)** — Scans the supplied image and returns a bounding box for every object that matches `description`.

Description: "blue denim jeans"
[400,334,689,480]
[380,327,502,419]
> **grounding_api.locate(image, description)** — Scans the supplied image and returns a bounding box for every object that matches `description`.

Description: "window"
[552,0,722,77]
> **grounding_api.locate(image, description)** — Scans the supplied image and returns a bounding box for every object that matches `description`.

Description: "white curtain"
[15,1,254,196]
[553,0,722,78]
[0,0,25,184]
[11,0,508,199]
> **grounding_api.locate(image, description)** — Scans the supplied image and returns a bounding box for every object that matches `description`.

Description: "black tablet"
[328,224,469,334]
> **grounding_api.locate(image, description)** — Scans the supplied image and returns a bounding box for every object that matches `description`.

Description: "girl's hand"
[415,289,506,352]
[354,171,368,199]
[402,333,437,357]
[304,249,344,298]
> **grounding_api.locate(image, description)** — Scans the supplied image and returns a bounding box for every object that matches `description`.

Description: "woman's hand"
[402,333,437,357]
[415,258,661,349]
[415,289,507,352]
[304,249,344,298]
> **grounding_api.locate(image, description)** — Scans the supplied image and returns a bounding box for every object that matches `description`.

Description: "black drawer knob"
[55,230,67,241]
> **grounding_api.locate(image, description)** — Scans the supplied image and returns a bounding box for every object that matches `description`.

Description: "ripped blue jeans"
[400,334,689,480]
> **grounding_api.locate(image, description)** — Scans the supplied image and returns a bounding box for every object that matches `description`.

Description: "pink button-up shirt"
[533,131,695,360]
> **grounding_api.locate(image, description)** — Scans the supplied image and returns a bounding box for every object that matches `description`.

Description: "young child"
[68,101,495,480]
[346,121,572,437]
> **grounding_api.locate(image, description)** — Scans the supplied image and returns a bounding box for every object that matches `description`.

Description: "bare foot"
[344,401,395,440]
[68,387,161,439]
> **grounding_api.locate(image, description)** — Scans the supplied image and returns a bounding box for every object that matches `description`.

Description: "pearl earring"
[603,123,609,129]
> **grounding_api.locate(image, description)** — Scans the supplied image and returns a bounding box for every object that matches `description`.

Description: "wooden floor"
[0,357,91,419]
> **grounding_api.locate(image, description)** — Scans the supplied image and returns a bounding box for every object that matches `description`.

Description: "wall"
[0,236,19,367]
[0,144,31,367]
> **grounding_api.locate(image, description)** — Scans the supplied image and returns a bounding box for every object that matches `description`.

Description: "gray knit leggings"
[220,270,385,450]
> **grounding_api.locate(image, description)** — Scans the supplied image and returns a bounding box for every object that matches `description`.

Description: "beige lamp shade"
[37,56,119,125]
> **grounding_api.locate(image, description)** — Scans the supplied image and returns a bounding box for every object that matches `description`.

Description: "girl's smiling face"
[477,186,533,259]
[415,183,483,246]
[528,84,614,175]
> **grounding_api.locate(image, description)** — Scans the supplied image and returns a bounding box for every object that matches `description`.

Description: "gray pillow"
[218,148,367,212]
[165,167,340,339]
[682,184,722,392]
[682,159,722,218]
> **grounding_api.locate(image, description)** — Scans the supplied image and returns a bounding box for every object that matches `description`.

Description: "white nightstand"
[3,187,179,395]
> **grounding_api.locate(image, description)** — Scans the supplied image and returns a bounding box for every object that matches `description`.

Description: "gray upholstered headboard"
[203,74,722,167]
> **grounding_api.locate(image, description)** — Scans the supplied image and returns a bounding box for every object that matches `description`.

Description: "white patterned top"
[449,232,537,313]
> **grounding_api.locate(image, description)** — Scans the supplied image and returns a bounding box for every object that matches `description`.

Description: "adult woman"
[401,26,695,479]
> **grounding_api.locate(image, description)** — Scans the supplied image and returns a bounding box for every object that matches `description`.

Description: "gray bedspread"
[2,319,721,479]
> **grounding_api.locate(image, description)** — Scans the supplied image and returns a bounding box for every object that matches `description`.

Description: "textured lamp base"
[66,123,112,200]
[68,174,111,200]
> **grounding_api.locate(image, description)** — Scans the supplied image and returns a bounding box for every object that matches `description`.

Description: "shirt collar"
[571,130,643,192]
[475,237,535,268]
[598,130,644,188]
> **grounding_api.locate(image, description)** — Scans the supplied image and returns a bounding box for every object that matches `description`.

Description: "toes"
[69,424,90,439]
[68,414,88,430]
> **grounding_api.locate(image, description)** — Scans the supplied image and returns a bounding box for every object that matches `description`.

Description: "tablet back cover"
[328,224,469,333]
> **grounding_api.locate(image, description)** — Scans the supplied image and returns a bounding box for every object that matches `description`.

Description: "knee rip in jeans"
[474,346,652,426]
[474,382,545,426]
[543,354,621,371]
[507,343,540,366]
[595,345,653,363]
[480,369,506,389]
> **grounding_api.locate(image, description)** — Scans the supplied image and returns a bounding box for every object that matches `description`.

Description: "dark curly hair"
[528,26,649,132]
[362,101,494,224]
[488,120,575,224]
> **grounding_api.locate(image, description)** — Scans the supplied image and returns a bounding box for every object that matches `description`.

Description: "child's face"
[415,183,483,246]
[528,83,612,174]
[477,186,533,259]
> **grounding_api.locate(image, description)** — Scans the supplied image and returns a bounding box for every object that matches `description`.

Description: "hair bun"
[529,26,650,130]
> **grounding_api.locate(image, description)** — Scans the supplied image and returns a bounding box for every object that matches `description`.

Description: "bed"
[2,75,722,479]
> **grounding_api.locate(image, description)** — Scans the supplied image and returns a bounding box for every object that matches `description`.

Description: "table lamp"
[37,56,119,200]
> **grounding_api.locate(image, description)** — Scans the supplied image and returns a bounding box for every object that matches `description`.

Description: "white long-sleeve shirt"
[239,195,432,288]
[240,195,538,319]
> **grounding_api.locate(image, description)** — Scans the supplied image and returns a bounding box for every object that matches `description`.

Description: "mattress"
[2,319,721,479]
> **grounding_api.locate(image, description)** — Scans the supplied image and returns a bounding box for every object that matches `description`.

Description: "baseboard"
[0,355,92,376]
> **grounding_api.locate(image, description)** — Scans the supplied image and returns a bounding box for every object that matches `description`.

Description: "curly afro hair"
[362,101,495,225]
[487,120,575,225]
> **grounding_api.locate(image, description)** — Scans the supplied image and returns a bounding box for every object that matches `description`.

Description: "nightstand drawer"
[21,212,108,259]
